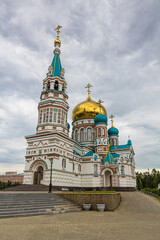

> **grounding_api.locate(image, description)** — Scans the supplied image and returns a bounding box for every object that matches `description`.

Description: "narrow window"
[62,83,65,92]
[94,164,98,175]
[54,80,58,90]
[87,128,92,141]
[80,129,84,142]
[62,159,66,169]
[53,113,57,122]
[47,81,50,90]
[75,129,78,142]
[98,128,101,137]
[121,165,125,175]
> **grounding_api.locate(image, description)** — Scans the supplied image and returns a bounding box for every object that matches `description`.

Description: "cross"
[109,114,115,127]
[98,99,104,105]
[85,83,93,99]
[55,25,62,39]
[107,139,110,151]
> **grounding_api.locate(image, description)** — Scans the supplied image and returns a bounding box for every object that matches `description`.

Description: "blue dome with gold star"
[94,114,107,125]
[108,127,119,136]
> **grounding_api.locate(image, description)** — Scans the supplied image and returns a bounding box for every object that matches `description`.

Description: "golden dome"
[54,39,61,46]
[72,94,107,122]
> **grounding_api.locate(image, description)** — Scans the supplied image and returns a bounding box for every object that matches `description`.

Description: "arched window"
[75,129,78,142]
[102,127,105,136]
[87,128,92,141]
[47,81,50,90]
[78,164,81,172]
[54,80,59,90]
[98,128,101,137]
[80,128,84,142]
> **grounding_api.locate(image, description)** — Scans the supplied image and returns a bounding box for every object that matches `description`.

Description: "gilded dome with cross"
[72,84,107,121]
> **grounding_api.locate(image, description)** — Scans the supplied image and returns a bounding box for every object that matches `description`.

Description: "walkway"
[0,192,159,240]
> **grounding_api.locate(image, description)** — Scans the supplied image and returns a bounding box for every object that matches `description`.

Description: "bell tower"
[36,26,69,135]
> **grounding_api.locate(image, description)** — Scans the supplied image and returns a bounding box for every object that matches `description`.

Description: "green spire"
[104,144,116,165]
[51,53,62,78]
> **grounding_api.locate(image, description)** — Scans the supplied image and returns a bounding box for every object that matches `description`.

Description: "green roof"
[51,53,62,77]
[104,151,116,165]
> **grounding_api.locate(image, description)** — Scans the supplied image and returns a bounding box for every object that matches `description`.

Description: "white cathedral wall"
[81,162,94,174]
[119,176,136,187]
[23,171,33,184]
[81,175,101,187]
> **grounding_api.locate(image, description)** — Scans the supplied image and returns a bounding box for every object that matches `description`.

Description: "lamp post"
[49,158,53,193]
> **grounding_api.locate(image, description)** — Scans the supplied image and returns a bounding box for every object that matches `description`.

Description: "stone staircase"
[0,193,82,218]
[1,184,52,191]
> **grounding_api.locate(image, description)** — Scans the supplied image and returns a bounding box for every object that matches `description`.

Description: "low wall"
[57,192,121,211]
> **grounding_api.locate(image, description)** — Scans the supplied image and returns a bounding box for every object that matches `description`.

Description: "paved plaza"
[0,192,160,240]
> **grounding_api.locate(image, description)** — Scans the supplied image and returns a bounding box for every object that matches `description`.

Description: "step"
[0,202,76,210]
[0,204,81,214]
[0,204,61,212]
[0,211,53,218]
[0,206,81,218]
[0,193,82,218]
[0,202,72,209]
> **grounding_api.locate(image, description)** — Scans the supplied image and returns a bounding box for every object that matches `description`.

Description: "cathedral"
[23,26,136,190]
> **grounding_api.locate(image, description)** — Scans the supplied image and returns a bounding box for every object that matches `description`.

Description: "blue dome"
[67,123,70,130]
[108,127,119,136]
[94,114,107,125]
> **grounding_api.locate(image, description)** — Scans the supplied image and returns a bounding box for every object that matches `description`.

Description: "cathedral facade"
[23,27,136,190]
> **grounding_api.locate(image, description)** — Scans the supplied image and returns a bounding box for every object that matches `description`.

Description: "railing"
[141,189,160,200]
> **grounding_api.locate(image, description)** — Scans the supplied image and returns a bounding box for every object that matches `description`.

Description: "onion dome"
[67,123,70,130]
[94,114,107,125]
[108,127,119,136]
[72,85,107,121]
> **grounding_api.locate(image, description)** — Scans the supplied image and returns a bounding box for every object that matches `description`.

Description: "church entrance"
[104,170,112,187]
[33,166,43,184]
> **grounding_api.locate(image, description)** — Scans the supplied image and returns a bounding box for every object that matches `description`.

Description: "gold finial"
[85,83,93,99]
[98,99,103,113]
[107,139,110,151]
[54,25,62,46]
[109,114,115,127]
[55,25,62,39]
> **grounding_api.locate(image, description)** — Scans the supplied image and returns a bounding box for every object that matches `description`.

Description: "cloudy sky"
[0,0,160,173]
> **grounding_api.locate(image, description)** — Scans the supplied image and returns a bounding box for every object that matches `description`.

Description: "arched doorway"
[34,166,43,185]
[104,169,112,187]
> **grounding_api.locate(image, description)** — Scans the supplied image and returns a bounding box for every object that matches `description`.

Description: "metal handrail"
[141,189,160,199]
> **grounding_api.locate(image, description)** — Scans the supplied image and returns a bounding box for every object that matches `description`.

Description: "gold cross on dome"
[55,25,62,39]
[98,99,104,105]
[109,114,115,127]
[85,83,93,99]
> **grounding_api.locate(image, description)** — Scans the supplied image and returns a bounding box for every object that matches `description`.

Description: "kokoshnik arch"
[23,26,136,190]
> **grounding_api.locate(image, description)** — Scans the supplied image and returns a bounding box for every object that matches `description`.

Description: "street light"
[49,158,53,193]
